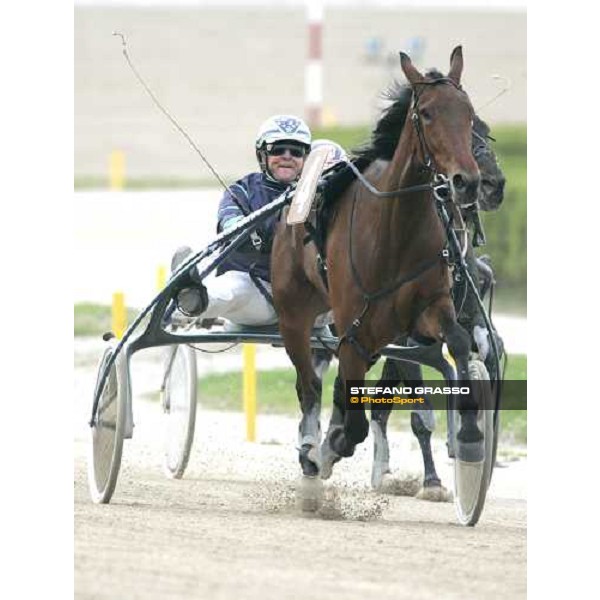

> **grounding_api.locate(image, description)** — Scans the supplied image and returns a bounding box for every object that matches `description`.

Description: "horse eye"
[420,108,432,122]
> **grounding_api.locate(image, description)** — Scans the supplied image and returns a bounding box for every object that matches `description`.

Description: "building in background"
[74,1,526,181]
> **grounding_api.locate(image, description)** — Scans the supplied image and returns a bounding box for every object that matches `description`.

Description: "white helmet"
[255,115,312,179]
[255,115,312,151]
[311,139,349,170]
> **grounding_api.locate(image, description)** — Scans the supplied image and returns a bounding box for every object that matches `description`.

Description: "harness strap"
[303,221,330,291]
[248,264,275,309]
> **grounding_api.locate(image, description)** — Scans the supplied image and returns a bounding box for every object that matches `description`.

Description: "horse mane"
[472,114,491,140]
[352,69,446,163]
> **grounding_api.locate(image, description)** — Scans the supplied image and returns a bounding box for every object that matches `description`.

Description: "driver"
[172,114,312,326]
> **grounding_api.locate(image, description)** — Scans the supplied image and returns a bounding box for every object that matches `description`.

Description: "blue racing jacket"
[216,172,289,282]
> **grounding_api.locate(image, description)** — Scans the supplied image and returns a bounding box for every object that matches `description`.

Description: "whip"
[112,31,247,212]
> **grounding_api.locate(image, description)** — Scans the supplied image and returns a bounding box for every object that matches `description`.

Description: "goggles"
[266,143,307,159]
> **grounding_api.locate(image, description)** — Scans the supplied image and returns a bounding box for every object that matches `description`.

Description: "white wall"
[75,5,526,180]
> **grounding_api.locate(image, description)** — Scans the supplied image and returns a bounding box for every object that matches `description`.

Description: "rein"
[346,161,433,198]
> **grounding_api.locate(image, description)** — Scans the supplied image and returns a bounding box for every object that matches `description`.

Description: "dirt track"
[74,350,526,600]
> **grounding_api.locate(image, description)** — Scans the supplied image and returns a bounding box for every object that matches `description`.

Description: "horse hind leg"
[372,359,450,501]
[370,358,397,489]
[296,375,322,477]
[278,313,324,478]
[411,410,451,502]
[278,311,329,511]
[311,347,333,381]
[395,360,447,497]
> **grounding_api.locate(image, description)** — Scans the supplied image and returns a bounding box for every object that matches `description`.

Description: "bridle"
[347,77,467,200]
[339,78,471,361]
[409,77,466,174]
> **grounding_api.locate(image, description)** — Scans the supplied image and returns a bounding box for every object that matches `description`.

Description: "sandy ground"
[74,341,526,600]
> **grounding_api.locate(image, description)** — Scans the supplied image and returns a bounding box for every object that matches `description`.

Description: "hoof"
[371,420,390,490]
[319,446,341,480]
[295,476,324,513]
[371,464,391,490]
[329,427,355,458]
[318,485,343,520]
[320,428,342,480]
[416,484,453,503]
[378,472,421,497]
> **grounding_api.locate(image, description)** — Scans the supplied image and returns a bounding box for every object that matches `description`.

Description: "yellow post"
[109,150,126,190]
[112,292,127,339]
[156,264,167,291]
[243,344,257,442]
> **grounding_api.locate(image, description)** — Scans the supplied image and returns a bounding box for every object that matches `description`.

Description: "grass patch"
[74,175,221,191]
[74,302,139,337]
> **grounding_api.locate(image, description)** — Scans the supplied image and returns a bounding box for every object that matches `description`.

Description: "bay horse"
[365,113,507,498]
[271,47,483,484]
[308,113,507,499]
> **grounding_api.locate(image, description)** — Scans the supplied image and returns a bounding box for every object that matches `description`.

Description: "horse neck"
[382,121,429,194]
[373,125,439,247]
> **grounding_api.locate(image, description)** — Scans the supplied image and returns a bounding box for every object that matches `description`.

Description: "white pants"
[201,270,278,326]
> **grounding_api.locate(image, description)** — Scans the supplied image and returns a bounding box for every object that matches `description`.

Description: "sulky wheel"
[489,390,501,487]
[87,341,129,504]
[161,345,198,479]
[452,358,494,526]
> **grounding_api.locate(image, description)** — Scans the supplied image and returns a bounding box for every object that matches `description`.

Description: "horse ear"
[399,51,424,85]
[448,45,464,84]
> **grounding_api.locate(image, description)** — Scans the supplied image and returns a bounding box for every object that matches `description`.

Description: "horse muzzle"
[450,171,481,207]
[478,176,505,211]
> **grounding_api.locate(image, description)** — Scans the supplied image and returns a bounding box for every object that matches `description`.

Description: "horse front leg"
[416,297,482,462]
[325,342,370,460]
[440,309,484,461]
[320,371,345,479]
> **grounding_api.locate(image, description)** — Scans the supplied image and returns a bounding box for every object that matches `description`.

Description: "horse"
[309,111,506,499]
[360,112,506,499]
[271,46,483,490]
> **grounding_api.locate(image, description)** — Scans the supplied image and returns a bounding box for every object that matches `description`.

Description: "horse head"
[472,116,505,211]
[400,46,480,208]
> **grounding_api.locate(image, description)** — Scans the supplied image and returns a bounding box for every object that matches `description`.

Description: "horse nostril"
[452,173,467,191]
